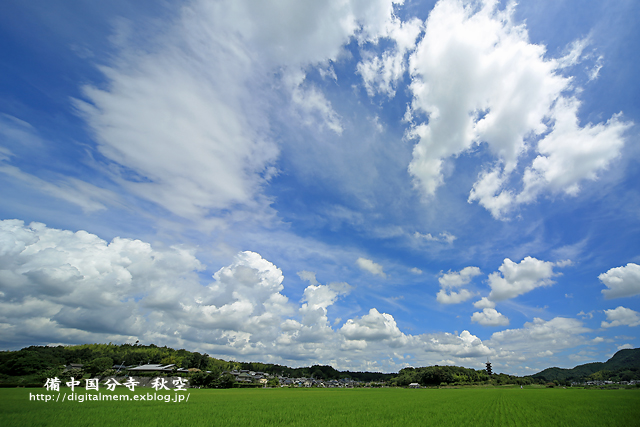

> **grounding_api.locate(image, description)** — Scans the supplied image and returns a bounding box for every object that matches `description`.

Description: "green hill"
[531,348,640,382]
[0,343,394,384]
[2,343,638,386]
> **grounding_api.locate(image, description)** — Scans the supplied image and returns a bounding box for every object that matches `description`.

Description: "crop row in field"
[1,387,639,426]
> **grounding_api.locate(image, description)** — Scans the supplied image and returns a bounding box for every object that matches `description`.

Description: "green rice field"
[1,386,639,427]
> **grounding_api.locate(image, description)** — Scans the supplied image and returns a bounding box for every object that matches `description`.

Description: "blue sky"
[1,0,639,375]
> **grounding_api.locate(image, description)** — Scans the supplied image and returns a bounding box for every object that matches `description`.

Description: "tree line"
[389,365,535,387]
[2,343,637,388]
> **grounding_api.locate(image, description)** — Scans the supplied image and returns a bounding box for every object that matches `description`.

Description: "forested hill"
[531,348,640,382]
[0,343,394,382]
[3,343,638,385]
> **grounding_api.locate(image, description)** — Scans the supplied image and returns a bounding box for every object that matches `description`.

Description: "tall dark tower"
[486,360,492,376]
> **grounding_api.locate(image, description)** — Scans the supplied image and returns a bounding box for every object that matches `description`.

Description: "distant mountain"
[531,348,640,382]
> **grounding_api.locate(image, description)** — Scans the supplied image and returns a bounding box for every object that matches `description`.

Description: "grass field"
[1,386,639,426]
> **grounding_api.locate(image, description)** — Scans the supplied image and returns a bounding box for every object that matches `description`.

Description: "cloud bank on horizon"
[0,0,639,375]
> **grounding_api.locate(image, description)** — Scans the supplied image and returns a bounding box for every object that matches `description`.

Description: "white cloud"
[302,283,350,316]
[588,55,604,81]
[471,308,509,326]
[0,113,44,147]
[408,0,564,197]
[75,29,277,222]
[74,0,403,224]
[601,306,640,328]
[599,263,640,299]
[0,220,607,373]
[617,343,633,350]
[0,163,120,213]
[488,317,591,358]
[473,297,495,309]
[0,220,306,357]
[199,251,293,333]
[487,256,564,302]
[439,266,481,288]
[0,116,121,213]
[402,0,630,219]
[358,16,423,97]
[410,267,423,275]
[423,330,492,359]
[518,98,631,202]
[341,308,403,341]
[291,281,351,343]
[414,231,456,244]
[436,266,480,305]
[289,74,344,134]
[436,288,474,304]
[0,219,505,371]
[556,36,591,69]
[0,219,204,340]
[297,270,320,286]
[578,310,595,320]
[356,257,386,278]
[470,99,630,219]
[552,36,603,81]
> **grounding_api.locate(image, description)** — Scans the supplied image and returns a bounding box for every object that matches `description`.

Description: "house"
[236,373,253,383]
[226,370,255,383]
[112,363,128,373]
[280,377,293,386]
[128,364,184,373]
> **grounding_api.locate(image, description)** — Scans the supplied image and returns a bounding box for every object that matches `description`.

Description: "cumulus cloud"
[356,257,386,278]
[599,263,640,299]
[516,98,631,204]
[0,219,304,356]
[402,0,630,218]
[436,266,481,304]
[601,306,640,328]
[1,219,505,371]
[0,219,204,342]
[488,317,591,360]
[198,251,293,333]
[288,281,352,343]
[341,308,403,341]
[471,308,510,326]
[473,297,495,309]
[407,0,563,196]
[439,266,482,288]
[436,288,474,304]
[423,330,492,358]
[486,256,566,302]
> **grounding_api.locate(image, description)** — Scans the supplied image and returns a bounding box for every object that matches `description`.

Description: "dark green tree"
[86,357,114,376]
